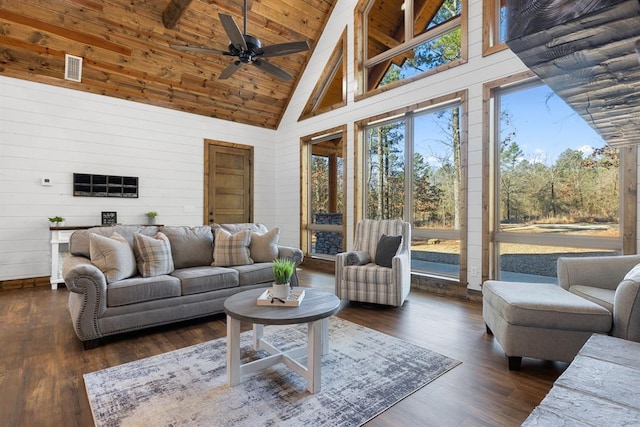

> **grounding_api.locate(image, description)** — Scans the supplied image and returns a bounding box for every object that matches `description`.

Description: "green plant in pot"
[272,258,295,299]
[48,216,65,227]
[145,211,158,225]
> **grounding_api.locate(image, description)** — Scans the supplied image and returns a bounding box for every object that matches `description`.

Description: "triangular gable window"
[299,28,347,121]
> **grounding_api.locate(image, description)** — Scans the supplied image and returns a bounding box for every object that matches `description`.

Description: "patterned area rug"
[84,318,460,426]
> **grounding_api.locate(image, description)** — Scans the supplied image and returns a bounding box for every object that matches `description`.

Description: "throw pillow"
[374,234,402,268]
[213,228,253,267]
[89,232,137,283]
[133,232,174,277]
[160,225,213,269]
[250,227,280,262]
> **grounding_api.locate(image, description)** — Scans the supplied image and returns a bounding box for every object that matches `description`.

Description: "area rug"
[84,318,460,426]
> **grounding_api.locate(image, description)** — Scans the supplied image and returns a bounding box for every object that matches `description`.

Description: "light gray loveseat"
[483,254,640,370]
[63,223,303,348]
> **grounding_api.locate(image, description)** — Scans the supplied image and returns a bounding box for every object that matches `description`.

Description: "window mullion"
[405,114,414,224]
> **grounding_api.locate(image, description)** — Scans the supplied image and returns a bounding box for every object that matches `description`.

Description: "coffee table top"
[224,287,341,325]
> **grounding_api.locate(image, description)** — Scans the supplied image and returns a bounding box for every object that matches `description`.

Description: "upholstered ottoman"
[482,281,612,370]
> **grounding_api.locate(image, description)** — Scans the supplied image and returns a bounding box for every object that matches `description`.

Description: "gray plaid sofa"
[63,223,302,348]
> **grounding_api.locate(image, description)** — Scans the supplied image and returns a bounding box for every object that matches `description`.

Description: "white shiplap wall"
[275,0,531,290]
[0,76,277,281]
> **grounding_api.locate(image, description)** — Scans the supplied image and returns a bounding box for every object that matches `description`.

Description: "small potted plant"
[48,216,65,227]
[272,258,295,299]
[145,211,158,225]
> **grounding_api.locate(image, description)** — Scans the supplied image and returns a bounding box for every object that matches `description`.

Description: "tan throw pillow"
[213,228,253,267]
[250,227,280,262]
[89,232,137,283]
[133,232,174,277]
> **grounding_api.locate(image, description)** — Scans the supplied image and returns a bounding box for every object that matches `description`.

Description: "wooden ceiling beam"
[162,0,194,29]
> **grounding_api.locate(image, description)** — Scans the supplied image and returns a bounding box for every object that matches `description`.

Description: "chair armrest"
[557,255,640,291]
[612,279,640,342]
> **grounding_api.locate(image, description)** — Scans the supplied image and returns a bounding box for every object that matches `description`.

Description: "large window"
[301,127,347,260]
[489,79,636,282]
[357,0,466,95]
[361,93,467,278]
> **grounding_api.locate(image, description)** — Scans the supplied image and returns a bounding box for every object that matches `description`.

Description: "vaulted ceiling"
[0,0,334,129]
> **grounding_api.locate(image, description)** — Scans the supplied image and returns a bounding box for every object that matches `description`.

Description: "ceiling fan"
[170,0,310,80]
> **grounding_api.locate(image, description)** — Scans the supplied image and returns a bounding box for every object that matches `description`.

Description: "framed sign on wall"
[101,211,117,225]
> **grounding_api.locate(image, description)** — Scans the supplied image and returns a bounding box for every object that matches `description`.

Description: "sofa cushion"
[133,232,174,277]
[482,281,612,332]
[171,266,239,295]
[250,227,280,262]
[231,263,275,286]
[213,228,253,267]
[375,234,402,268]
[90,232,137,283]
[160,226,213,268]
[106,275,181,307]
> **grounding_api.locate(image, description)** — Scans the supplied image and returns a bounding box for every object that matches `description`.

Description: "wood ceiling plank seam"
[64,0,103,12]
[0,7,131,56]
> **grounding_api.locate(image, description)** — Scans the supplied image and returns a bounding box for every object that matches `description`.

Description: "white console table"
[50,226,94,289]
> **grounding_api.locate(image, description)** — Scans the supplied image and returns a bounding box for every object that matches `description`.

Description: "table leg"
[253,323,264,350]
[322,317,329,355]
[307,320,322,393]
[226,315,241,386]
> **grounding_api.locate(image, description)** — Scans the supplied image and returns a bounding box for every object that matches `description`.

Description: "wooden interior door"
[205,141,253,225]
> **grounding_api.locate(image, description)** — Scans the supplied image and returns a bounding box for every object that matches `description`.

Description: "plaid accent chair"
[335,219,411,307]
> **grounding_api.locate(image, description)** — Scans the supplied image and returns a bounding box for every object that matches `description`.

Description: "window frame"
[355,0,468,100]
[300,126,348,261]
[483,74,637,281]
[482,0,508,56]
[356,91,468,280]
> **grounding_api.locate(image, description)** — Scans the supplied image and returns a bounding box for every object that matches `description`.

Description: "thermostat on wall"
[41,178,52,186]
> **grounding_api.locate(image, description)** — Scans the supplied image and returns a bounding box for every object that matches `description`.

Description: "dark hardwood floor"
[0,269,566,426]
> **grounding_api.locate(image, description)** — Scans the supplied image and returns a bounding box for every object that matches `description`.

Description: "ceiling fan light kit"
[170,1,309,80]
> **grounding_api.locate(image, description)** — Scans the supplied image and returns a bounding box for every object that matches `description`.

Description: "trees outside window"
[492,81,627,282]
[363,96,466,278]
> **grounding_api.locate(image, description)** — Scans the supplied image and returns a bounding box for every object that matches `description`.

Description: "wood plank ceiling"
[0,0,334,129]
[506,0,640,146]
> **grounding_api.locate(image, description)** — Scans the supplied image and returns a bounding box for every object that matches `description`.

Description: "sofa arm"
[612,279,640,342]
[277,245,304,287]
[277,245,304,265]
[63,256,108,341]
[557,255,640,291]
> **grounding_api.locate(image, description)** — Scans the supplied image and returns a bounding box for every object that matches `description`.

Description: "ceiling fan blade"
[219,13,247,51]
[252,59,293,80]
[170,44,228,55]
[258,41,310,58]
[219,61,243,80]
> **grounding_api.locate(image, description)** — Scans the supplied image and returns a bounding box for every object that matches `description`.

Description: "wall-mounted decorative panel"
[73,173,139,198]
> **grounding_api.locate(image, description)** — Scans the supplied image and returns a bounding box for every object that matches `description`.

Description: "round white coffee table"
[223,287,341,393]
